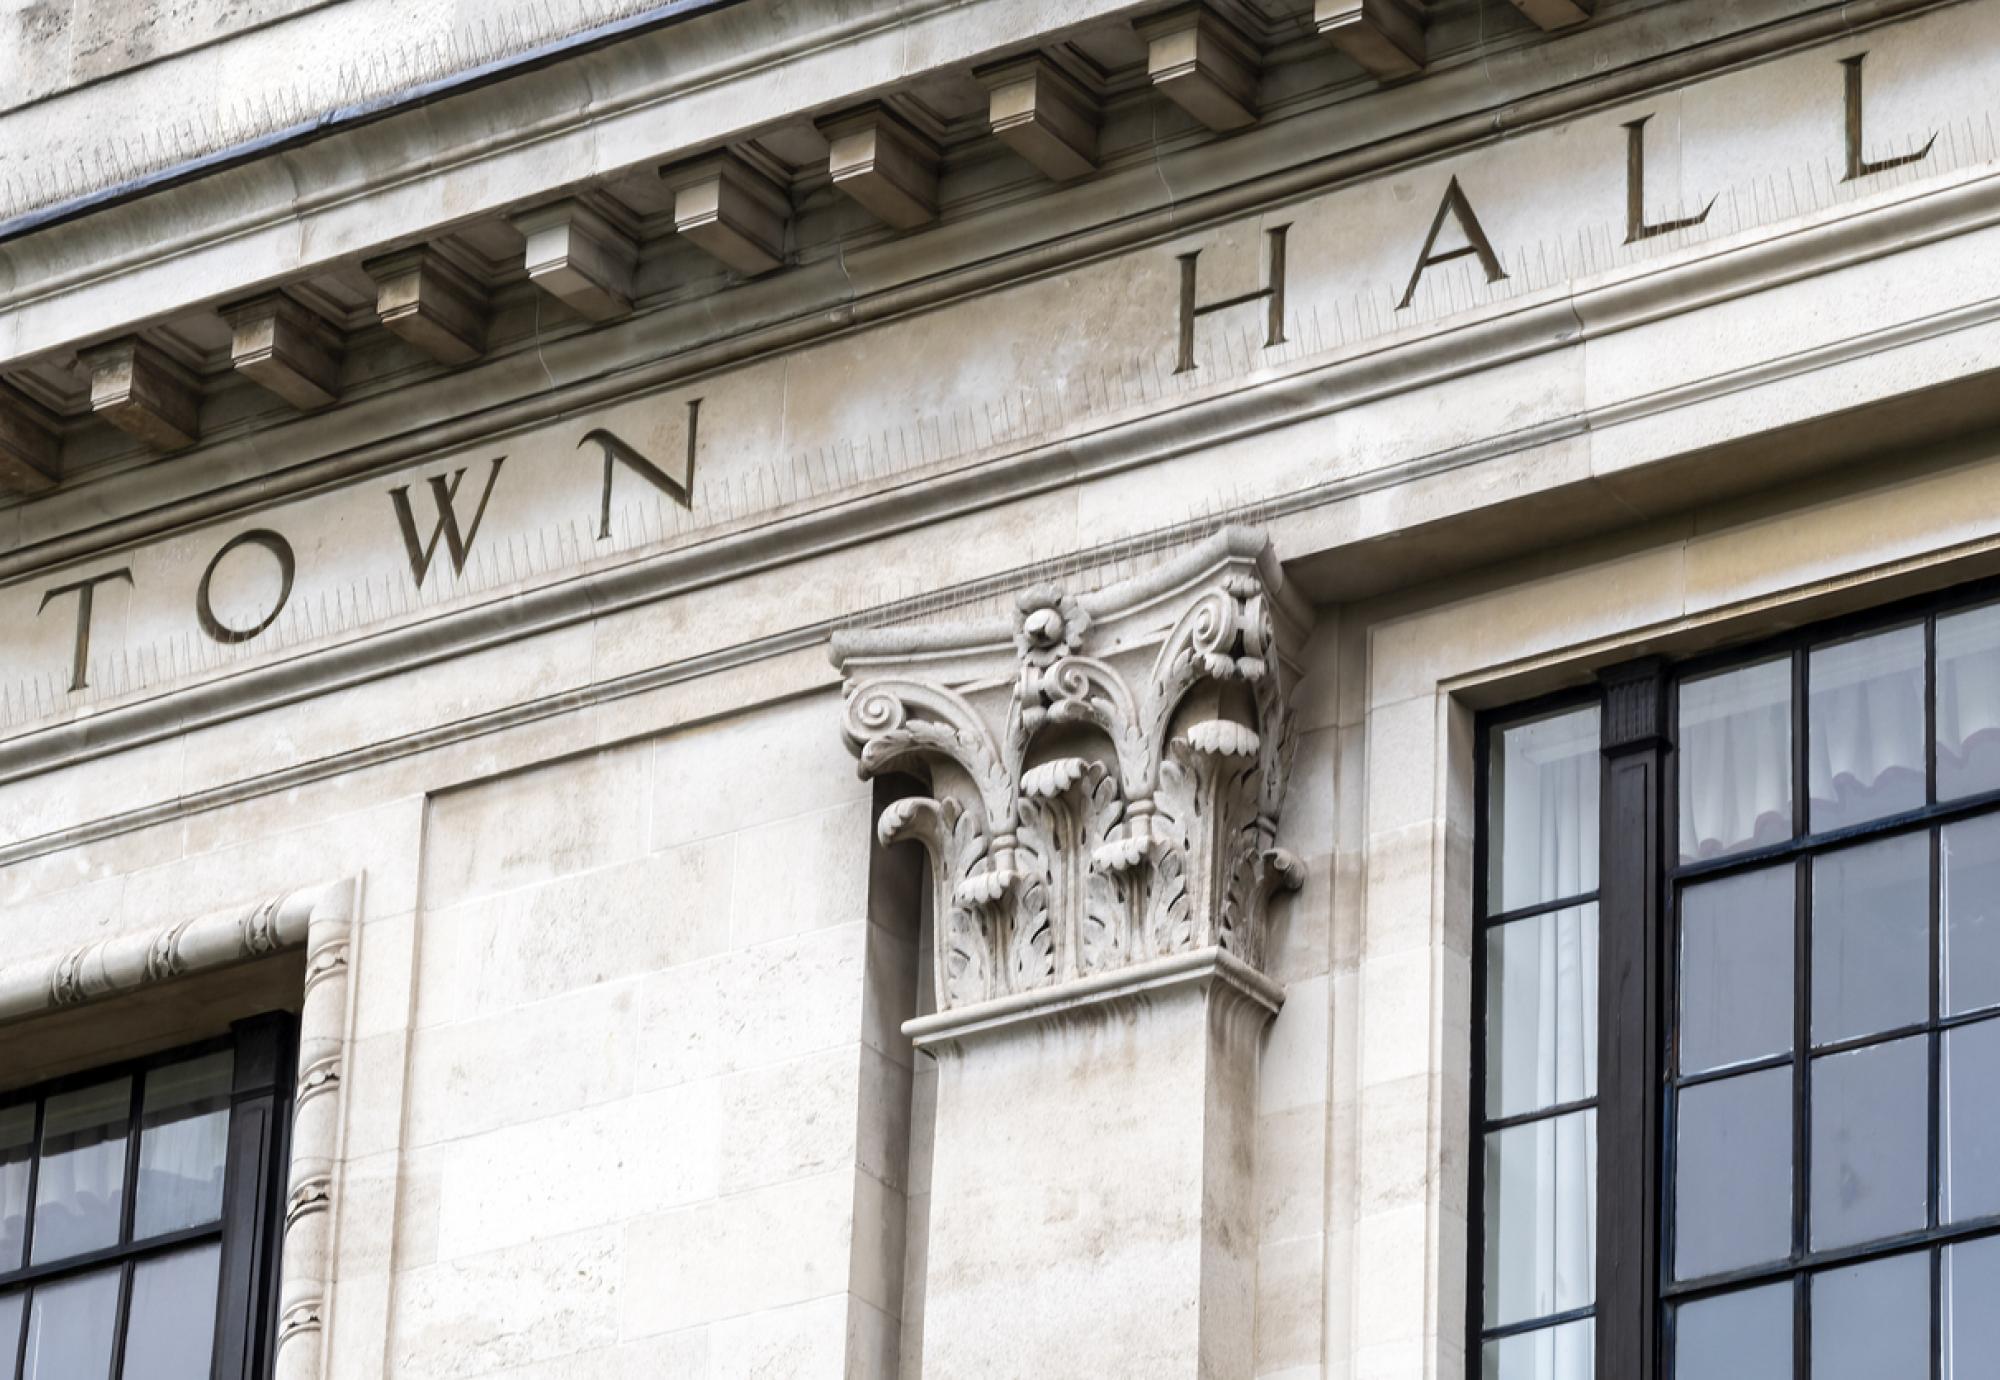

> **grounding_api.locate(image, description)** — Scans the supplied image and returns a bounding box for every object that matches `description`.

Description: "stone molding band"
[904,944,1285,1049]
[0,878,357,1380]
[836,525,1311,1017]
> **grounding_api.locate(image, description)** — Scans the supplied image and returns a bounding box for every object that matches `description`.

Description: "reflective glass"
[0,1105,31,1271]
[1487,904,1598,1118]
[134,1052,232,1241]
[1942,814,2000,1017]
[1673,1282,1791,1380]
[1482,1317,1593,1380]
[1483,1110,1596,1328]
[122,1242,222,1380]
[1942,1016,2000,1224]
[1944,1235,2000,1380]
[0,1292,21,1380]
[1810,1036,1928,1250]
[30,1079,130,1265]
[1680,866,1793,1076]
[1680,659,1792,864]
[1489,707,1601,913]
[1809,625,1926,832]
[1938,600,2000,801]
[1674,1068,1790,1281]
[21,1266,118,1380]
[1812,834,1928,1046]
[1811,1251,1930,1380]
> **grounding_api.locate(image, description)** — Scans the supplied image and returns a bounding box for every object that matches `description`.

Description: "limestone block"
[0,384,59,494]
[620,1168,861,1336]
[664,151,791,276]
[511,198,639,322]
[404,982,638,1147]
[1314,0,1426,81]
[718,1046,864,1196]
[221,292,343,411]
[422,837,732,1025]
[363,246,490,366]
[727,797,874,948]
[634,923,868,1091]
[433,1085,722,1260]
[1135,5,1259,133]
[79,336,199,451]
[817,106,940,231]
[421,743,650,911]
[389,1228,622,1377]
[707,1293,850,1378]
[651,694,870,850]
[978,56,1098,183]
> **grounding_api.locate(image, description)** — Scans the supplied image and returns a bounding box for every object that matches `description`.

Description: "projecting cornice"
[0,0,1679,491]
[834,526,1312,1017]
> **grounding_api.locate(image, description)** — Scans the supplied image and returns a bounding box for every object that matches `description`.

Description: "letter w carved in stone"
[387,457,506,587]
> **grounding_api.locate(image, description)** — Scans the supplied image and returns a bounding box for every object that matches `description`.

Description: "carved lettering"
[581,405,699,542]
[1842,53,1936,182]
[1397,176,1508,310]
[1175,225,1289,374]
[37,568,133,692]
[196,529,297,644]
[387,457,506,587]
[1624,115,1716,243]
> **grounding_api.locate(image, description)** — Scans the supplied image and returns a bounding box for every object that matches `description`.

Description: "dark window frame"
[0,1014,296,1380]
[1471,574,2000,1380]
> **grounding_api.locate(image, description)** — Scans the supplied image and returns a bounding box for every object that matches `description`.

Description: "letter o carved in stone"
[197,528,296,644]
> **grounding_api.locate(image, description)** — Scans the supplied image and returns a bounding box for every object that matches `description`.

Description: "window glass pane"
[1674,1067,1790,1280]
[1938,600,2000,801]
[0,1292,22,1380]
[22,1266,119,1380]
[133,1053,231,1241]
[1680,865,1793,1076]
[1812,833,1929,1046]
[1811,1251,1930,1380]
[121,1242,221,1380]
[0,1105,32,1272]
[1942,814,2000,1018]
[1483,1110,1596,1328]
[1680,659,1792,864]
[1808,625,1926,832]
[1942,1016,2000,1224]
[1943,1235,2000,1380]
[1810,1035,1928,1250]
[1487,904,1598,1118]
[1489,707,1600,913]
[1481,1317,1593,1380]
[1673,1281,1791,1380]
[30,1079,130,1265]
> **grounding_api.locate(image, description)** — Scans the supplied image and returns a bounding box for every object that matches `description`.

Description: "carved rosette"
[835,527,1310,1013]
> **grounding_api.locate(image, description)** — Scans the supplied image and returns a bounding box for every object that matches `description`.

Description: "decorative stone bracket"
[833,525,1311,1018]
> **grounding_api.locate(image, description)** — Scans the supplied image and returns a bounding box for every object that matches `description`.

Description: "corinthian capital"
[832,527,1312,1014]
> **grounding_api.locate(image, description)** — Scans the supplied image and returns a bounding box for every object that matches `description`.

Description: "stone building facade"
[0,0,1996,1376]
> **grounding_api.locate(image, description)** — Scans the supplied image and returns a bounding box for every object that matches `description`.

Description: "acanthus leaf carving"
[835,526,1310,1012]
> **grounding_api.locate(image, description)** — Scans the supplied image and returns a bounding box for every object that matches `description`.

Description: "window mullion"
[1597,657,1671,1380]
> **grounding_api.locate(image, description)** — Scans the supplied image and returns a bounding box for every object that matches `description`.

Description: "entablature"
[0,0,1654,505]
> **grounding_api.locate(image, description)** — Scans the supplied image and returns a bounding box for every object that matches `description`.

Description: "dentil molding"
[834,525,1311,1023]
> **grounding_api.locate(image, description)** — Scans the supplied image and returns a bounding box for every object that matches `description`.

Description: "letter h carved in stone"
[834,525,1310,1011]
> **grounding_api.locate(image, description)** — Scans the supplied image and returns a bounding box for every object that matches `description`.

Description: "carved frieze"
[834,526,1311,1013]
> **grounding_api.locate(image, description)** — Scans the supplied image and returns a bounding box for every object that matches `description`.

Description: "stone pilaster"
[833,526,1311,1378]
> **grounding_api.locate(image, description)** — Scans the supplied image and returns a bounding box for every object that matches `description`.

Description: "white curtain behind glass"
[1940,604,2000,799]
[1680,659,1791,862]
[1487,707,1598,1377]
